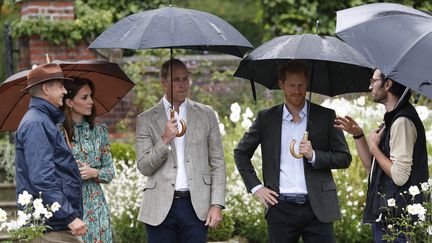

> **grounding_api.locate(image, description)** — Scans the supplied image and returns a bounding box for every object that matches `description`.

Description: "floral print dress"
[70,121,115,243]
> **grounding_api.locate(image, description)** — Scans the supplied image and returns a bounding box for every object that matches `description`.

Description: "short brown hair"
[277,60,309,82]
[160,59,187,79]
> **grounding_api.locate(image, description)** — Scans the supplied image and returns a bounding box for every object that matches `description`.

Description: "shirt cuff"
[251,184,264,194]
[308,150,316,164]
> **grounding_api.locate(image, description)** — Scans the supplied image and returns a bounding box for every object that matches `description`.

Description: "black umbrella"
[234,33,372,158]
[336,3,432,99]
[89,5,254,136]
[234,34,372,98]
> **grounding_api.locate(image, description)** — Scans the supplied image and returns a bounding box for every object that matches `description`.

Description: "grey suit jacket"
[136,99,226,226]
[234,103,351,223]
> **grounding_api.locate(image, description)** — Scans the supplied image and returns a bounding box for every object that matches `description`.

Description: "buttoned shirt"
[162,96,189,190]
[251,102,315,194]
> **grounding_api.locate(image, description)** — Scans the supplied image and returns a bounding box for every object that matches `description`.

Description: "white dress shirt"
[251,102,315,194]
[162,96,189,191]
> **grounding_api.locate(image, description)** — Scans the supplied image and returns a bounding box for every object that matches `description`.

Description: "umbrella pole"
[250,80,257,104]
[169,47,186,137]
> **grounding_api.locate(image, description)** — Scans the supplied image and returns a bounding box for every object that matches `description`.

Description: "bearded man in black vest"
[335,68,429,243]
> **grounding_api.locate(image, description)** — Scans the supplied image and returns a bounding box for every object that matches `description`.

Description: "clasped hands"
[77,161,99,180]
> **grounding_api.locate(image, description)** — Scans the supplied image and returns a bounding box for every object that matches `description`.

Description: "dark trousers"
[266,200,335,243]
[145,197,207,243]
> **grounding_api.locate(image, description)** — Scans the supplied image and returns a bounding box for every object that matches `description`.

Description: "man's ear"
[384,79,393,91]
[278,79,284,89]
[40,82,50,96]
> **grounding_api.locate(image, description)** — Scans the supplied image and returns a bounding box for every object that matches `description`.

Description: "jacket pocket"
[143,180,157,191]
[202,174,212,185]
[321,181,336,192]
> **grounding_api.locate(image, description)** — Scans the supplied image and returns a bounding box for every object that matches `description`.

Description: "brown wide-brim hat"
[21,63,73,92]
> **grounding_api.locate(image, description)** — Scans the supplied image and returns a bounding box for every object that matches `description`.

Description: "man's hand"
[77,161,99,180]
[299,140,313,160]
[205,206,222,228]
[254,187,278,208]
[162,118,178,144]
[368,127,384,154]
[334,115,363,136]
[68,218,87,236]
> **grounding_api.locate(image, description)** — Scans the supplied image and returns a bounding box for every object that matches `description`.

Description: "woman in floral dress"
[62,77,115,243]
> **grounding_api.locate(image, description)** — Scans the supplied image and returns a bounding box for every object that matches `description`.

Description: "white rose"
[230,102,241,114]
[421,182,429,192]
[408,185,420,196]
[229,112,240,123]
[241,118,252,129]
[242,107,254,119]
[51,202,61,213]
[33,198,44,210]
[387,198,396,207]
[17,191,33,206]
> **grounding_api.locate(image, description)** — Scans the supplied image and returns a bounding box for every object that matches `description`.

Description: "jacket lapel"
[272,104,283,186]
[184,99,197,157]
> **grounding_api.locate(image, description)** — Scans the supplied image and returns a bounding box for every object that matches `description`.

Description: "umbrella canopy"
[234,34,373,96]
[336,3,432,99]
[0,60,135,132]
[89,6,253,57]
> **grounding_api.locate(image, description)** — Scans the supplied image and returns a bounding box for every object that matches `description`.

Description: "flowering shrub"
[379,180,432,242]
[0,191,60,242]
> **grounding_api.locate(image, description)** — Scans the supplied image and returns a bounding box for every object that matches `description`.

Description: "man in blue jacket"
[15,63,87,242]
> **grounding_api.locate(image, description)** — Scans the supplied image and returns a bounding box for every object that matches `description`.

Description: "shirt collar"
[282,101,308,121]
[162,96,188,113]
[29,96,65,124]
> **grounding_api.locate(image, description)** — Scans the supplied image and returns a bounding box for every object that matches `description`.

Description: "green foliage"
[13,1,113,46]
[0,0,19,83]
[110,142,136,164]
[257,0,432,40]
[112,213,147,243]
[207,211,235,241]
[0,140,15,183]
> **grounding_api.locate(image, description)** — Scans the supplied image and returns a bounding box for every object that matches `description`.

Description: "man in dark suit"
[234,60,352,243]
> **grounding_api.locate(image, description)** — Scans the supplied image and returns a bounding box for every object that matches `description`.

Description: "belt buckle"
[295,196,305,205]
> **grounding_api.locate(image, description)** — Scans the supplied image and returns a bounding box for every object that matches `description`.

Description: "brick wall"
[20,1,74,20]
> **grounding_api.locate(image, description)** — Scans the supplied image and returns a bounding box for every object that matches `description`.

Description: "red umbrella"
[0,60,135,131]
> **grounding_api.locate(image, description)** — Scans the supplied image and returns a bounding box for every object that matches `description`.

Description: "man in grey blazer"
[136,59,226,243]
[234,60,351,243]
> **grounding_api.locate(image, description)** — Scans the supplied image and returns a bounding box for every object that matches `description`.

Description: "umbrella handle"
[290,131,309,159]
[170,109,187,137]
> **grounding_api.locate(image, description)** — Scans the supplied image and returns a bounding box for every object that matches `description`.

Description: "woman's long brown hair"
[61,77,96,140]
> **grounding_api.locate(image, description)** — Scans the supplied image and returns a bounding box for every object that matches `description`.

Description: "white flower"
[421,182,430,192]
[347,201,353,206]
[388,224,393,229]
[346,186,353,192]
[428,178,432,186]
[6,220,19,231]
[241,118,252,129]
[358,191,365,197]
[33,198,44,211]
[229,112,240,123]
[408,185,420,196]
[45,212,53,219]
[418,213,426,221]
[32,211,41,220]
[0,209,7,223]
[242,107,254,119]
[407,203,426,216]
[230,102,241,115]
[387,198,396,207]
[51,202,61,213]
[428,226,432,235]
[18,191,33,206]
[415,106,429,120]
